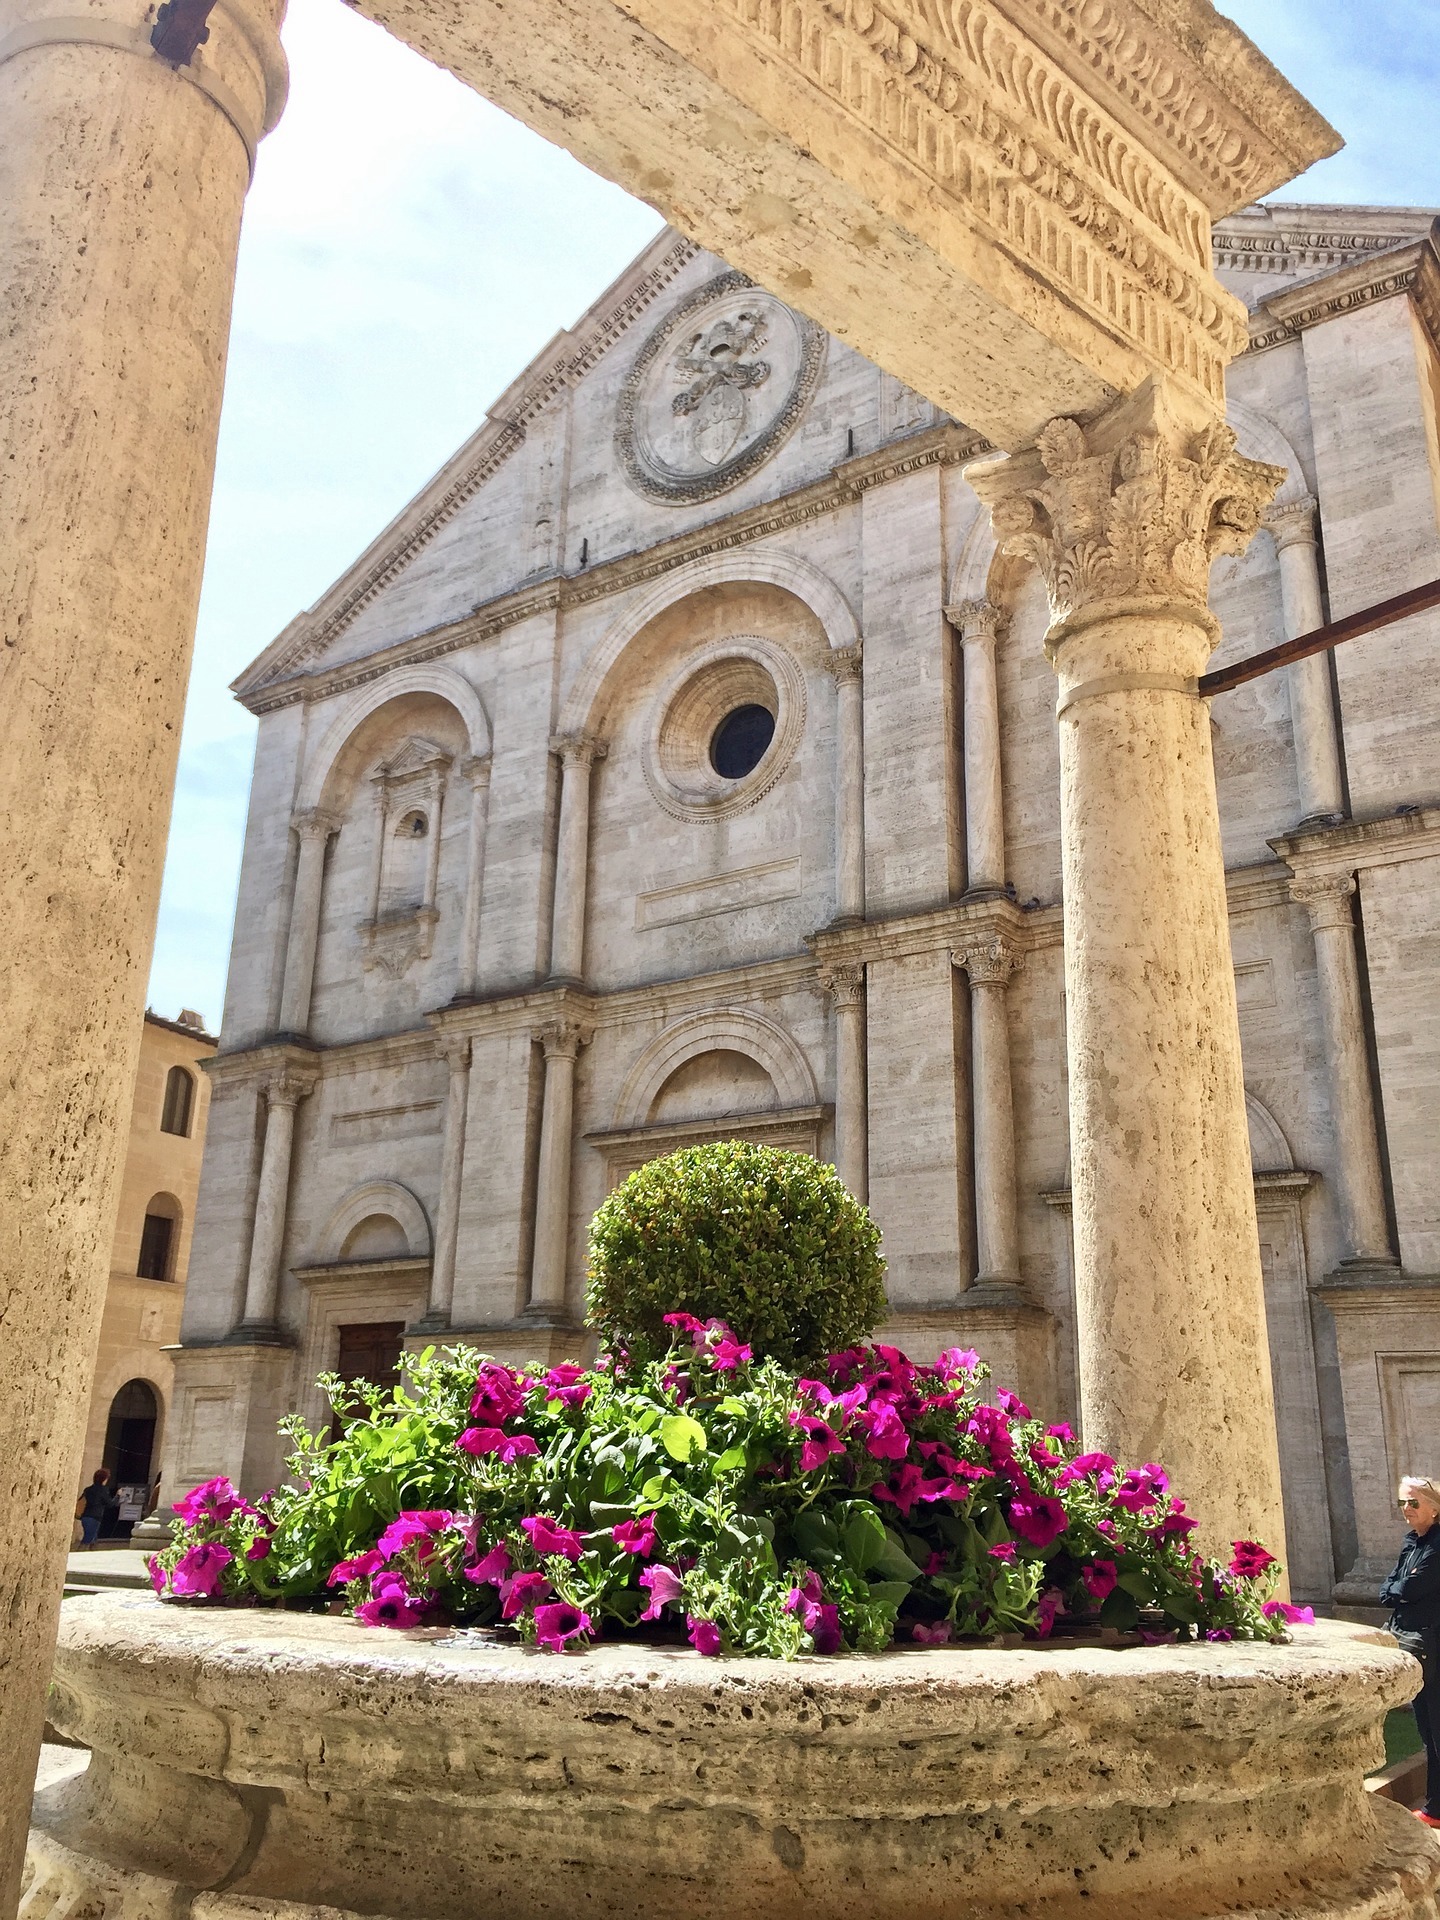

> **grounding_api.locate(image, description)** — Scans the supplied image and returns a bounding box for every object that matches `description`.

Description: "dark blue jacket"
[1380,1529,1440,1635]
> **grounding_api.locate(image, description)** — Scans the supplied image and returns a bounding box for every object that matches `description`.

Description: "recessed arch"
[298,664,492,814]
[1225,399,1310,511]
[947,505,1000,609]
[1246,1089,1296,1175]
[316,1179,432,1264]
[613,1008,819,1131]
[559,547,859,738]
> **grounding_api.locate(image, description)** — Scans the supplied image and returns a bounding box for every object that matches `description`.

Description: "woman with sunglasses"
[1380,1475,1440,1827]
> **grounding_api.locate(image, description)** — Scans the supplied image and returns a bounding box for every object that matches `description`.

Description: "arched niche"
[315,1180,432,1265]
[559,546,858,739]
[613,1009,818,1131]
[298,665,491,816]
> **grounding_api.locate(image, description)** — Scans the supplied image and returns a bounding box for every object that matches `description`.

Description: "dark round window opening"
[709,704,776,780]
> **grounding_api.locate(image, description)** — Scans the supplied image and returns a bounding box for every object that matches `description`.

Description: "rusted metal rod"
[1199,576,1440,696]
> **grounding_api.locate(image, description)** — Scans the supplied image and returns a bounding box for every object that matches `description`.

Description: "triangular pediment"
[379,737,451,781]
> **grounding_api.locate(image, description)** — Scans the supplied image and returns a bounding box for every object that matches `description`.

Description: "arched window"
[137,1193,181,1281]
[160,1065,195,1137]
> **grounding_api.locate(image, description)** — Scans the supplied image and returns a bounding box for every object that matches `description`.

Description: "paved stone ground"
[64,1549,151,1596]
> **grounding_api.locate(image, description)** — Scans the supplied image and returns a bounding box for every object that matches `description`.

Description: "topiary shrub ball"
[585,1140,887,1367]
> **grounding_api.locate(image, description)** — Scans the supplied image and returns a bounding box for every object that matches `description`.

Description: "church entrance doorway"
[101,1379,158,1540]
[330,1322,407,1440]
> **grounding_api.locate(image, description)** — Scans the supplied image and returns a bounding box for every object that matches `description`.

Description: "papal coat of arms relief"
[617,272,826,503]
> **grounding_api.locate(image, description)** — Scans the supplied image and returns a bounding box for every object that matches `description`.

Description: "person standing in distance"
[75,1467,118,1548]
[1381,1475,1440,1828]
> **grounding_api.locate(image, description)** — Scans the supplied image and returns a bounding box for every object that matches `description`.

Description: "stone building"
[78,1009,216,1534]
[165,203,1440,1610]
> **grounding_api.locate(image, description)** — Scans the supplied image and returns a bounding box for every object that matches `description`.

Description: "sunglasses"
[1399,1497,1426,1509]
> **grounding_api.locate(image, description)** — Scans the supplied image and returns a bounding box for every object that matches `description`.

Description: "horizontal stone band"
[0,17,260,176]
[1056,669,1200,718]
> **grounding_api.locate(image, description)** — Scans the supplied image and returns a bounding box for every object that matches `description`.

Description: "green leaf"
[843,1507,888,1575]
[873,1527,924,1581]
[659,1413,708,1462]
[791,1510,839,1561]
[640,1473,670,1505]
[865,1579,914,1608]
[719,1398,748,1416]
[1101,1586,1140,1631]
[711,1445,747,1473]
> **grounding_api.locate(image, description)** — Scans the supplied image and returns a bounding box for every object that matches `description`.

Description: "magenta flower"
[793,1414,846,1472]
[464,1540,512,1587]
[663,1312,706,1337]
[912,1619,952,1645]
[542,1363,592,1410]
[1058,1451,1116,1490]
[456,1426,540,1462]
[639,1563,684,1620]
[809,1604,843,1654]
[521,1514,585,1562]
[376,1510,454,1562]
[784,1570,824,1625]
[687,1617,722,1656]
[937,1346,980,1377]
[872,1462,950,1517]
[355,1570,429,1629]
[660,1366,690,1404]
[468,1363,529,1426]
[997,1388,1031,1420]
[246,1538,271,1562]
[500,1570,552,1619]
[1047,1422,1076,1443]
[707,1332,753,1375]
[170,1541,233,1598]
[1028,1439,1064,1470]
[856,1402,909,1460]
[1081,1559,1118,1604]
[987,1542,1017,1562]
[328,1548,386,1588]
[1008,1494,1068,1548]
[1206,1628,1234,1642]
[533,1601,593,1652]
[1150,1511,1199,1541]
[1229,1540,1278,1579]
[967,1404,1016,1467]
[1034,1590,1063,1638]
[1262,1600,1315,1625]
[1112,1465,1169,1513]
[925,1549,948,1576]
[174,1476,252,1528]
[612,1514,658,1558]
[147,1555,166,1594]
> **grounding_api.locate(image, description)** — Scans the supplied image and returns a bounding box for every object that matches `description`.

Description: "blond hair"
[1398,1476,1440,1512]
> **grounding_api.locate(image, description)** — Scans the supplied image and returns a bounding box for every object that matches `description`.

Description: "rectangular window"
[137,1213,174,1281]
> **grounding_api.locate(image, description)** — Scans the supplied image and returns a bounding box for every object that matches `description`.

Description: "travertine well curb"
[26,1595,1440,1919]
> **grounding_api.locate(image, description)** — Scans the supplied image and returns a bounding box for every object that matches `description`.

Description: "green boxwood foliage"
[585,1141,887,1366]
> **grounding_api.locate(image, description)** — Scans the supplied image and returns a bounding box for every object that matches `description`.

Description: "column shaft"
[953,937,1022,1283]
[528,1023,588,1313]
[238,1073,311,1331]
[457,757,492,998]
[0,0,285,1899]
[427,1038,472,1323]
[1269,502,1344,825]
[279,814,335,1034]
[949,603,1006,894]
[823,967,868,1201]
[830,650,865,923]
[549,736,604,982]
[969,378,1288,1557]
[1292,876,1394,1264]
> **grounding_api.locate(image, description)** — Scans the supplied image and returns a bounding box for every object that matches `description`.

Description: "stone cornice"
[1270,805,1440,881]
[1242,228,1440,359]
[238,423,987,715]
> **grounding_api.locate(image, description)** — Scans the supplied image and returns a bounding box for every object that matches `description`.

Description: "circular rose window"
[643,639,805,822]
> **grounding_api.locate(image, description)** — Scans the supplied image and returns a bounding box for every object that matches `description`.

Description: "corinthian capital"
[952,937,1023,988]
[967,379,1285,640]
[291,807,340,842]
[550,732,607,770]
[1290,872,1356,932]
[819,964,866,1010]
[538,1020,591,1061]
[262,1064,317,1108]
[944,600,1000,647]
[1264,496,1319,552]
[826,645,863,688]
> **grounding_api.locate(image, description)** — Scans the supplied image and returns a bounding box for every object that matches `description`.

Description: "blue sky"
[145,0,1440,1030]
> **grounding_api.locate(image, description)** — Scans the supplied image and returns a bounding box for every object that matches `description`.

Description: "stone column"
[366,777,388,924]
[946,600,1007,896]
[424,1035,472,1325]
[828,646,865,924]
[549,734,605,982]
[528,1021,590,1316]
[1267,498,1345,826]
[236,1065,315,1336]
[1290,874,1395,1265]
[952,934,1023,1285]
[278,810,338,1034]
[969,376,1288,1555]
[0,0,285,1898]
[821,965,868,1202]
[457,755,492,998]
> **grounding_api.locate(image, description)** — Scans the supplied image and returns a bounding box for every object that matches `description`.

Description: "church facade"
[164,204,1440,1609]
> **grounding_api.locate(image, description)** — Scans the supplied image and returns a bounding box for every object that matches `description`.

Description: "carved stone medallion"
[616,272,825,503]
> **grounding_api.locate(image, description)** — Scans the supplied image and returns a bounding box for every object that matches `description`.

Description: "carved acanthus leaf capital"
[967,380,1285,639]
[1290,871,1356,931]
[538,1019,591,1061]
[1264,496,1319,552]
[944,599,1000,646]
[951,937,1023,987]
[263,1064,318,1109]
[826,644,863,688]
[551,732,607,770]
[461,753,493,787]
[820,963,866,1010]
[435,1033,472,1073]
[291,807,340,842]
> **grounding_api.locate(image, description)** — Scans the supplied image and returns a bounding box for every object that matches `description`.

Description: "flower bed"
[148,1321,1307,1654]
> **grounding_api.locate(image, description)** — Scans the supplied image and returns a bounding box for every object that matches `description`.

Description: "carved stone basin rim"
[28,1595,1440,1920]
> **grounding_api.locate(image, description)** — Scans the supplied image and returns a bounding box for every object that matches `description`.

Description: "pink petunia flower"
[809,1604,843,1654]
[464,1540,512,1587]
[937,1347,981,1377]
[687,1617,722,1656]
[1033,1590,1063,1638]
[1047,1422,1076,1444]
[376,1511,454,1562]
[174,1476,253,1528]
[542,1364,592,1410]
[355,1570,429,1629]
[1057,1451,1116,1491]
[872,1462,950,1517]
[1229,1540,1278,1579]
[533,1601,593,1652]
[663,1312,706,1337]
[967,1403,1016,1467]
[792,1414,846,1472]
[1008,1494,1068,1548]
[246,1537,271,1562]
[855,1402,910,1461]
[1112,1465,1169,1514]
[784,1570,824,1625]
[500,1570,552,1619]
[988,1542,1017,1562]
[1149,1511,1199,1541]
[997,1388,1031,1420]
[468,1363,530,1427]
[1206,1628,1234,1642]
[1262,1600,1315,1625]
[1081,1559,1118,1604]
[456,1427,540,1462]
[660,1365,690,1404]
[612,1514,658,1558]
[925,1550,948,1576]
[328,1548,386,1588]
[169,1541,233,1598]
[147,1555,166,1594]
[521,1514,585,1562]
[707,1332,753,1375]
[912,1619,953,1645]
[638,1563,684,1620]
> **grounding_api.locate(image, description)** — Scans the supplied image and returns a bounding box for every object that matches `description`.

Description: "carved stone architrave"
[967,377,1287,652]
[616,271,826,504]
